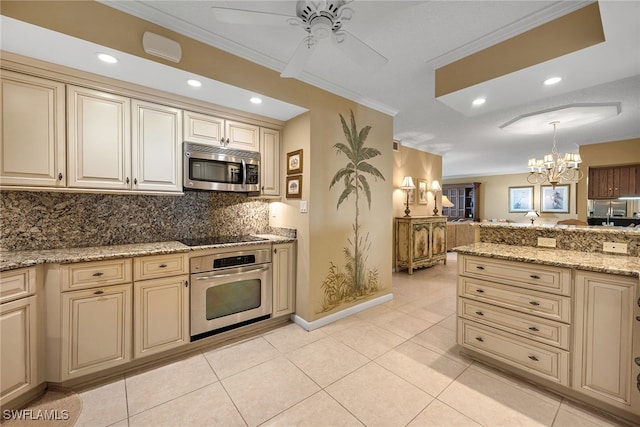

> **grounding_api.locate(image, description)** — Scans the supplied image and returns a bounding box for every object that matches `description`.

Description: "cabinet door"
[61,284,131,380]
[272,243,295,317]
[0,296,37,404]
[225,120,259,152]
[412,222,431,261]
[183,110,224,146]
[431,221,447,257]
[67,86,131,189]
[573,271,635,410]
[134,276,189,358]
[1,71,65,187]
[132,100,182,192]
[260,128,280,196]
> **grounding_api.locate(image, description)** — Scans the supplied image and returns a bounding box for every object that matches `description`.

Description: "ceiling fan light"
[310,16,333,39]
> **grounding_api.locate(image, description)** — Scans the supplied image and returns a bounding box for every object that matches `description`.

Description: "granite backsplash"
[0,190,274,251]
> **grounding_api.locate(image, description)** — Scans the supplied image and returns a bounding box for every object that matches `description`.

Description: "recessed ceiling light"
[544,77,562,86]
[472,98,486,106]
[250,97,262,104]
[97,53,118,64]
[187,79,202,87]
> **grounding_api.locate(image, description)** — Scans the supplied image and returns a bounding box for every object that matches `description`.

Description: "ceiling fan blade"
[281,37,317,78]
[211,6,294,25]
[333,30,387,72]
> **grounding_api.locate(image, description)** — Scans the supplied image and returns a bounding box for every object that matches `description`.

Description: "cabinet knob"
[184,280,189,288]
[634,357,640,366]
[126,177,130,184]
[92,272,104,277]
[274,248,278,254]
[134,178,138,185]
[58,172,63,181]
[528,355,539,362]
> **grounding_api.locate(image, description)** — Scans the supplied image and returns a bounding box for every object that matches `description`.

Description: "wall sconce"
[430,180,442,215]
[524,210,540,224]
[401,176,416,217]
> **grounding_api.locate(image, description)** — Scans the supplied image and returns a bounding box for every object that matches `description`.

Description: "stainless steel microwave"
[183,142,261,193]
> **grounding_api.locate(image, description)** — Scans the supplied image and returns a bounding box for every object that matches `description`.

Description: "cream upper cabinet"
[0,71,66,187]
[183,110,224,146]
[260,127,280,196]
[67,85,131,190]
[132,100,182,192]
[272,242,296,317]
[183,110,259,152]
[573,271,638,414]
[225,120,259,151]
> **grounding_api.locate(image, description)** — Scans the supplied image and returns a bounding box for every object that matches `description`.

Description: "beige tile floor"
[24,253,631,426]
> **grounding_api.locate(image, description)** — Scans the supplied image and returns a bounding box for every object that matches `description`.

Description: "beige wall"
[393,144,443,218]
[1,1,394,324]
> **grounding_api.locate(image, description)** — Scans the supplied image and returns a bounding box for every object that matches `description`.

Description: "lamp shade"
[442,195,454,207]
[524,211,540,219]
[401,176,415,189]
[430,180,441,192]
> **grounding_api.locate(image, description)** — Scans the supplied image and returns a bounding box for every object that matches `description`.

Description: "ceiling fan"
[211,0,388,78]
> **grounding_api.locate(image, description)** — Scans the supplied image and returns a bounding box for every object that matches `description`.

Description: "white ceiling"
[3,1,639,179]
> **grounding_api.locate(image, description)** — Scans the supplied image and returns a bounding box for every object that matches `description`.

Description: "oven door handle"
[242,159,247,189]
[194,265,270,281]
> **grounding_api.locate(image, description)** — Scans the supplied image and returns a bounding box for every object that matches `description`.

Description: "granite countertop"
[0,235,296,272]
[454,242,640,278]
[475,222,640,234]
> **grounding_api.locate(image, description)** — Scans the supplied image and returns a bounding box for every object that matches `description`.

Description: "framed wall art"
[417,179,428,204]
[541,185,570,213]
[286,175,302,198]
[509,186,534,212]
[286,149,303,175]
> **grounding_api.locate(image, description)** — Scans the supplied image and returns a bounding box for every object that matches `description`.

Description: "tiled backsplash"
[0,190,270,251]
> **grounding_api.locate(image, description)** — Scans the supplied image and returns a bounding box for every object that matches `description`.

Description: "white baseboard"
[291,293,394,331]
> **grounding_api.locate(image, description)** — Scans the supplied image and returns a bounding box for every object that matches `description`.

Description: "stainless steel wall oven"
[189,245,272,340]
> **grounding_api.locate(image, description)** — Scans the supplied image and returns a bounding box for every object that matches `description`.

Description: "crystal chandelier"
[527,121,583,188]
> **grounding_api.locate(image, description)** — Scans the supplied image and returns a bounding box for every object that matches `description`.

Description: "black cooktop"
[179,235,269,246]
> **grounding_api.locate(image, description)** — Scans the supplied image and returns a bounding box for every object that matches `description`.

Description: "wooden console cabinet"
[395,216,447,274]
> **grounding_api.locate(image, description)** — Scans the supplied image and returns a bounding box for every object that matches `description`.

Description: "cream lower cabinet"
[45,259,133,382]
[0,267,42,406]
[0,71,66,187]
[573,271,639,415]
[272,242,296,317]
[133,254,189,358]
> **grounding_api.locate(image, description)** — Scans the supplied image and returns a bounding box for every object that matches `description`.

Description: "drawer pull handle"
[476,266,485,270]
[530,274,540,279]
[475,311,484,316]
[159,264,168,268]
[475,289,485,293]
[92,272,104,277]
[528,326,540,332]
[94,290,104,295]
[529,301,540,306]
[528,355,539,362]
[475,337,484,342]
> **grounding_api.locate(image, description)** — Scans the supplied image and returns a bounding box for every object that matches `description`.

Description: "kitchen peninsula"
[454,223,640,425]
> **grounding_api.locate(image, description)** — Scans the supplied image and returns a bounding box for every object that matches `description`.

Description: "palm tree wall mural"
[319,110,386,313]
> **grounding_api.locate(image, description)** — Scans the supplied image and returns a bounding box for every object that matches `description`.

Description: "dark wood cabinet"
[588,165,640,199]
[442,182,480,221]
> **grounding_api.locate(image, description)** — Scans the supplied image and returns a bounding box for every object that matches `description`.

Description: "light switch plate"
[300,200,308,213]
[537,237,556,248]
[603,242,627,254]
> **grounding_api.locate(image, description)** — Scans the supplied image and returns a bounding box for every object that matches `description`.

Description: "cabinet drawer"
[458,276,571,323]
[458,319,569,385]
[0,267,36,303]
[61,259,132,291]
[458,298,570,350]
[460,255,571,295]
[134,254,187,281]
